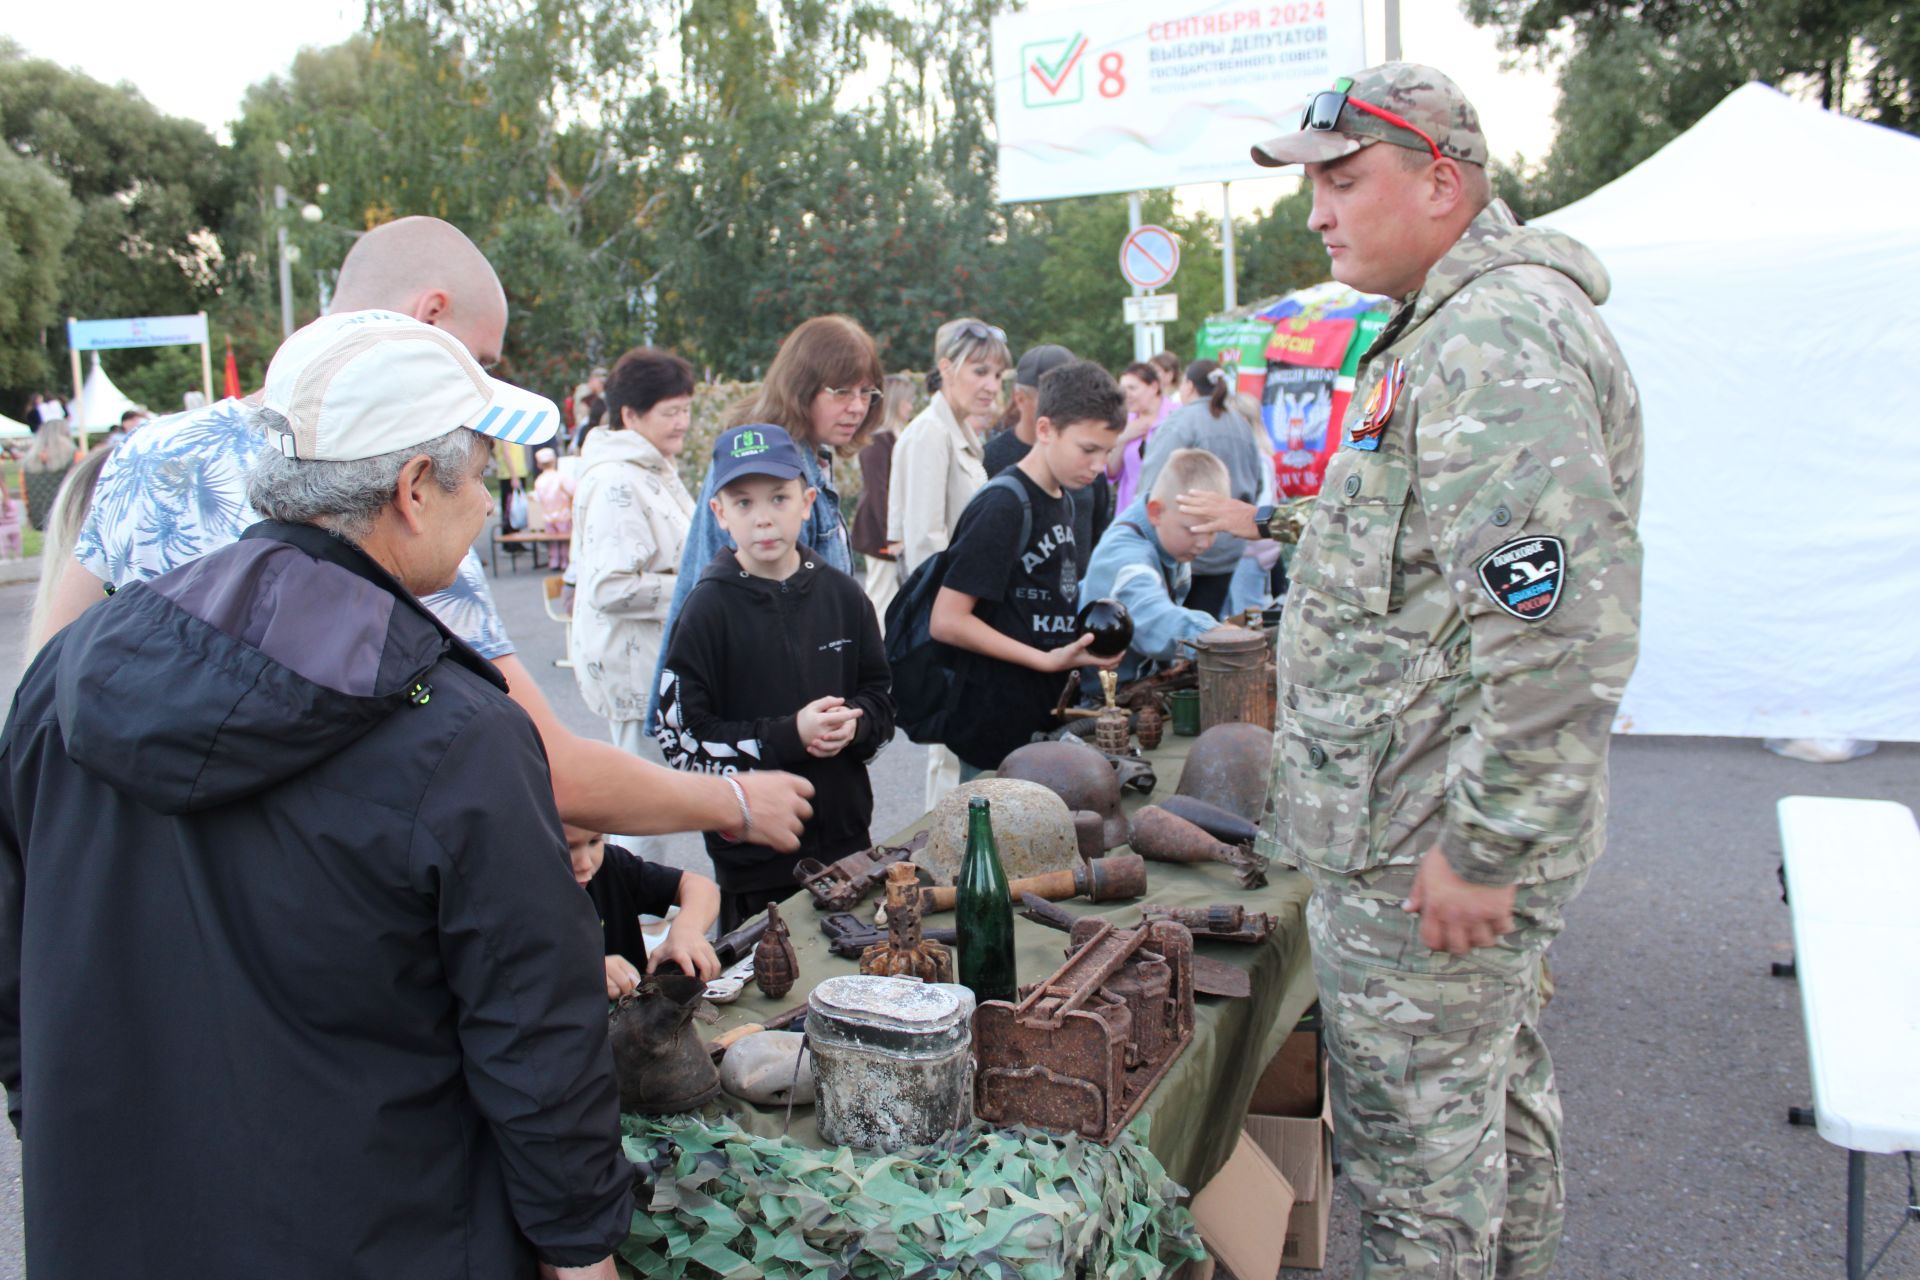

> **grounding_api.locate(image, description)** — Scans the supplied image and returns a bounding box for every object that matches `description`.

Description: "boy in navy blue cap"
[654,425,894,929]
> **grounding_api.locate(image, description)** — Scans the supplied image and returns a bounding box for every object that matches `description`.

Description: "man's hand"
[1036,633,1126,674]
[1175,491,1260,540]
[539,1259,616,1280]
[1405,848,1517,955]
[732,771,814,851]
[603,956,641,1000]
[648,921,721,981]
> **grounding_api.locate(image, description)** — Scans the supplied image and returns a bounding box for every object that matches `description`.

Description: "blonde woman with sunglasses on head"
[887,318,1012,806]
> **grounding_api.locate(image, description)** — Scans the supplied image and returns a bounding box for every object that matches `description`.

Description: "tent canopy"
[79,355,139,431]
[0,413,32,439]
[1540,83,1920,741]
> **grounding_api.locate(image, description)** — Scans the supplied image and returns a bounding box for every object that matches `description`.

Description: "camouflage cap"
[1252,62,1488,168]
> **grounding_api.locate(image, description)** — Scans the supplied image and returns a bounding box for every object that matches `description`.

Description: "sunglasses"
[1301,80,1441,162]
[946,321,1007,355]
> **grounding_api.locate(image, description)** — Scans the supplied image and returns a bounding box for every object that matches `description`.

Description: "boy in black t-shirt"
[931,360,1128,772]
[567,825,722,999]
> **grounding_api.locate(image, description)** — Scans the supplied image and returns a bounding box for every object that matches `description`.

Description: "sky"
[6,0,1560,217]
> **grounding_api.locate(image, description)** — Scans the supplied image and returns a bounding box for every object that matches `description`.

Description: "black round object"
[1074,598,1134,658]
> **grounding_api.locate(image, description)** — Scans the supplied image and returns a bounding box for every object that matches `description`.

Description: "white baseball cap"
[262,310,560,461]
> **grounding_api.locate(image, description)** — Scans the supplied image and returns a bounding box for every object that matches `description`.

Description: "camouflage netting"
[615,1112,1205,1279]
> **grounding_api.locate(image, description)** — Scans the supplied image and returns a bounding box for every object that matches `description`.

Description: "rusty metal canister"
[807,976,974,1152]
[1189,625,1272,731]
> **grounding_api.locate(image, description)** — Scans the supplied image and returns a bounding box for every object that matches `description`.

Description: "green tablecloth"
[708,733,1318,1193]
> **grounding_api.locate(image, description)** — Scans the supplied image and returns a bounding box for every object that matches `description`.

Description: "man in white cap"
[1186,63,1644,1277]
[1,312,631,1279]
[36,216,812,859]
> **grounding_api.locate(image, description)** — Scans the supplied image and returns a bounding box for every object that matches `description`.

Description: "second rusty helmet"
[1174,722,1273,823]
[997,738,1127,852]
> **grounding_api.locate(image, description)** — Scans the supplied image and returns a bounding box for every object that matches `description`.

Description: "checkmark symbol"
[1028,33,1088,97]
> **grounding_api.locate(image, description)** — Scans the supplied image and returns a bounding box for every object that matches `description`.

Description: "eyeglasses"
[823,385,884,406]
[1301,82,1441,162]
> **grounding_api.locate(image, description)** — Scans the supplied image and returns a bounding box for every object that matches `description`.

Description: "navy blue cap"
[710,423,808,489]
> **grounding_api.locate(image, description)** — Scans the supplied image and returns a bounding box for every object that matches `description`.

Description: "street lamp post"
[275,185,294,339]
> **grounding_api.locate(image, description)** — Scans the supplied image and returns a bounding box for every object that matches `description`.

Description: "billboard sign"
[991,0,1367,202]
[67,314,210,351]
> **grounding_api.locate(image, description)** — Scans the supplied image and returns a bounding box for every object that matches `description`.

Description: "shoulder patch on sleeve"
[1477,535,1565,621]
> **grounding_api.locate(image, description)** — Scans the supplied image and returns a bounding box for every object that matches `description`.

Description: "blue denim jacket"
[645,439,850,733]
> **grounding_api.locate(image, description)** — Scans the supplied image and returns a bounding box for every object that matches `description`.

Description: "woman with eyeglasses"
[570,347,699,778]
[646,314,886,735]
[887,318,1012,578]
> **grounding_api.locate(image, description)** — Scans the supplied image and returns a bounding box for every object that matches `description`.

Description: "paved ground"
[3,552,1917,1277]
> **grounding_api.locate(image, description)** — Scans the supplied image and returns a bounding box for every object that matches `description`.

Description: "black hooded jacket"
[654,550,893,891]
[0,521,631,1280]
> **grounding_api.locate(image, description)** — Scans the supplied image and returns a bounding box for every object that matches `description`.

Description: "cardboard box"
[1248,1028,1322,1118]
[1192,1130,1295,1280]
[1244,1020,1334,1271]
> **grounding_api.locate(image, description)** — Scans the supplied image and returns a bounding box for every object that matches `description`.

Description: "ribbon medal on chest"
[1347,358,1406,452]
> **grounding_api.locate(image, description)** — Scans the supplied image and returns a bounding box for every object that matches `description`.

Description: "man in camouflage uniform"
[1187,64,1642,1276]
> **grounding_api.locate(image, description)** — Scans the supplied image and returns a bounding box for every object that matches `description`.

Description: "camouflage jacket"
[1265,199,1643,886]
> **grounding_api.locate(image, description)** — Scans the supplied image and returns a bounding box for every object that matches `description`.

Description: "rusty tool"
[793,832,928,914]
[919,853,1147,914]
[858,864,955,982]
[973,916,1196,1143]
[711,912,770,969]
[707,1003,809,1061]
[1019,894,1249,999]
[821,912,957,959]
[1138,901,1278,945]
[1128,805,1269,889]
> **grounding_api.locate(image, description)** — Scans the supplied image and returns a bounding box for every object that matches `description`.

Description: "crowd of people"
[0,60,1644,1280]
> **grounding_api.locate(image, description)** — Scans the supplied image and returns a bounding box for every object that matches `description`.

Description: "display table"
[709,731,1317,1194]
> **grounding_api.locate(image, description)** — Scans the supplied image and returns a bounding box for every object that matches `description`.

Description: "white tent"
[79,354,139,432]
[1539,83,1920,742]
[0,412,32,440]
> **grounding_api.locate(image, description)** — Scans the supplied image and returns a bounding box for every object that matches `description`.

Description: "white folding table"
[1777,796,1920,1278]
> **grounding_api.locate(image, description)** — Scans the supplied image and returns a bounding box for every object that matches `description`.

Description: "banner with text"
[990,0,1366,202]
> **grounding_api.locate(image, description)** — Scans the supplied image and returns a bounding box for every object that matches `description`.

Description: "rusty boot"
[608,972,721,1114]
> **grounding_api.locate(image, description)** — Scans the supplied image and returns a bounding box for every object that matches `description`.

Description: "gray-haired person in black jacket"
[0,314,630,1280]
[655,424,893,930]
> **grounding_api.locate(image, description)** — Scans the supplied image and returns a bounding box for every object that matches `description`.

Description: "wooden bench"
[1777,796,1920,1277]
[488,530,569,576]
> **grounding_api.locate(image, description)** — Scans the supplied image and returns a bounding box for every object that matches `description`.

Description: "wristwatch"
[1253,503,1277,539]
[1255,499,1310,545]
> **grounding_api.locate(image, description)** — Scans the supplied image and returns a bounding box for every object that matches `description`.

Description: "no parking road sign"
[1119,225,1180,290]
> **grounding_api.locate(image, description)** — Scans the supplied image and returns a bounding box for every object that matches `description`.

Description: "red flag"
[223,338,242,400]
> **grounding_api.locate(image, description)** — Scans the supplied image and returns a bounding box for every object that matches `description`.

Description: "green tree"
[1467,0,1920,209]
[1234,186,1329,308]
[0,43,233,326]
[0,147,80,389]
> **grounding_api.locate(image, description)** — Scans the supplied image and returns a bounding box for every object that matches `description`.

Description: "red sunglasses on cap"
[1301,77,1442,162]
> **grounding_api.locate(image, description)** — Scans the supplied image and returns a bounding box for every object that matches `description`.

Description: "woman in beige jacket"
[886,318,1011,806]
[569,348,697,757]
[886,318,1011,578]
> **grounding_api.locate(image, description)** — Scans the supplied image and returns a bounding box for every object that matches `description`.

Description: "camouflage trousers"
[1306,863,1590,1279]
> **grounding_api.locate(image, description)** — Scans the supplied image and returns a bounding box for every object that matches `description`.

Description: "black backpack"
[883,473,1032,744]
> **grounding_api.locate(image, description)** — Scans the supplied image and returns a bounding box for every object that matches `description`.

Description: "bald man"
[41,216,813,853]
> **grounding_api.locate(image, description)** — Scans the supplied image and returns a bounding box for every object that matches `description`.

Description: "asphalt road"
[3,554,1916,1278]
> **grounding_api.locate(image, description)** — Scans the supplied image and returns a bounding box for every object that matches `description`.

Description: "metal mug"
[1168,688,1201,737]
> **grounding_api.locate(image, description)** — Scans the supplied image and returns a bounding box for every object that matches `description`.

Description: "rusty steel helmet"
[997,739,1127,852]
[1174,722,1273,823]
[918,778,1081,884]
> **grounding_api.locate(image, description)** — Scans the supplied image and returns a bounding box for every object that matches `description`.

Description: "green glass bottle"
[956,795,1018,1005]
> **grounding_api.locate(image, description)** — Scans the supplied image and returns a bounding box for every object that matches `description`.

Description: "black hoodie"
[0,521,630,1280]
[654,549,893,891]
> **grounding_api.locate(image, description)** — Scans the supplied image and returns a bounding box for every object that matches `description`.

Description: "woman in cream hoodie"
[570,348,697,757]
